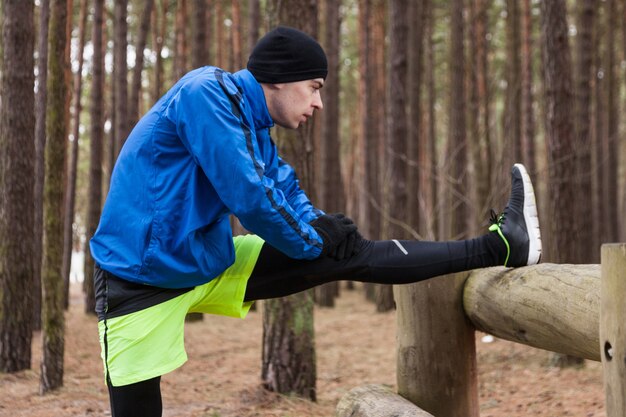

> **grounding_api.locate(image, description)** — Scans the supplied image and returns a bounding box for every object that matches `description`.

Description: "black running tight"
[244,234,505,301]
[107,233,504,417]
[107,376,162,417]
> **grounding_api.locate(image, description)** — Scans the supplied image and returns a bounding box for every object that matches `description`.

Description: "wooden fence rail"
[464,263,600,361]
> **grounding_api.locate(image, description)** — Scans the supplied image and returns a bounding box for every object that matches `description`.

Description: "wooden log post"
[463,264,601,361]
[335,384,434,417]
[394,272,479,417]
[600,244,626,417]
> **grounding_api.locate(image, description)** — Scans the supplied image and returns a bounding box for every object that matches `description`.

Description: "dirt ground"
[0,283,605,417]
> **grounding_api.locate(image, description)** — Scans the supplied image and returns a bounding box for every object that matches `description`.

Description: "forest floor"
[1,282,605,417]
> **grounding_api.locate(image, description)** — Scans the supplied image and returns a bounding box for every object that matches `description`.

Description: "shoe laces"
[488,209,511,266]
[489,209,505,227]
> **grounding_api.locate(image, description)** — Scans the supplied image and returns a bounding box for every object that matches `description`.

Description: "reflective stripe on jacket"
[90,68,323,288]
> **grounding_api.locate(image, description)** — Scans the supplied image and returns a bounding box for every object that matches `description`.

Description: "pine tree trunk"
[41,0,69,393]
[467,0,484,234]
[425,0,437,240]
[174,0,188,79]
[151,0,167,102]
[591,1,604,257]
[261,0,319,399]
[231,0,242,70]
[406,0,424,235]
[476,0,492,213]
[357,0,371,234]
[449,0,468,239]
[540,0,585,369]
[371,0,391,308]
[0,0,36,373]
[604,0,619,243]
[248,0,260,52]
[504,0,522,165]
[62,0,87,311]
[315,0,343,308]
[262,294,316,400]
[375,0,409,314]
[33,0,51,331]
[574,0,595,264]
[215,0,225,68]
[129,0,154,126]
[521,0,536,174]
[114,0,129,156]
[84,0,105,315]
[192,0,208,68]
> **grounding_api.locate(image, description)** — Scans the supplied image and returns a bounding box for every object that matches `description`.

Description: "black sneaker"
[489,163,542,267]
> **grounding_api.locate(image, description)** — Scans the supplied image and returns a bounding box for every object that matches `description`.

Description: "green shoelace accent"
[489,213,511,267]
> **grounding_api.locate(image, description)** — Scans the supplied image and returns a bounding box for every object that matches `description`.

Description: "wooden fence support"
[600,244,626,417]
[394,272,479,417]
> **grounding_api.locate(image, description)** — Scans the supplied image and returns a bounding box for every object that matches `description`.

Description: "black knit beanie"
[247,26,328,83]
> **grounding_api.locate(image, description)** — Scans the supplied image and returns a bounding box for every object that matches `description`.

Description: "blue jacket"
[90,68,324,288]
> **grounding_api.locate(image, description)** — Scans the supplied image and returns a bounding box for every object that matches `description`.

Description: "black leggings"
[107,234,504,416]
[108,376,162,417]
[244,235,504,301]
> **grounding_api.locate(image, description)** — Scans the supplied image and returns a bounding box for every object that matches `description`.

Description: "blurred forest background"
[0,0,624,403]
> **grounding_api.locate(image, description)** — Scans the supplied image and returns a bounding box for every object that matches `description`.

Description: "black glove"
[310,213,361,260]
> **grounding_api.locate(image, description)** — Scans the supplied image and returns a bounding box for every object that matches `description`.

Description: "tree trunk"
[574,0,595,264]
[84,0,105,315]
[504,0,522,166]
[61,0,88,310]
[0,0,36,373]
[384,0,408,241]
[151,0,167,102]
[603,0,619,243]
[371,0,391,308]
[449,0,468,239]
[357,0,371,235]
[248,0,260,52]
[33,0,50,331]
[425,0,437,240]
[261,0,319,400]
[231,0,242,70]
[357,0,376,302]
[591,1,605,258]
[622,1,626,243]
[540,0,577,263]
[174,0,188,79]
[375,0,409,314]
[215,0,225,68]
[467,0,479,226]
[262,294,316,400]
[540,0,584,368]
[406,0,424,236]
[114,0,129,156]
[315,0,342,308]
[129,0,154,127]
[41,0,69,393]
[521,0,536,175]
[192,0,208,68]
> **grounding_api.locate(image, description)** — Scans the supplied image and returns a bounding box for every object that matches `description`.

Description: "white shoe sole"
[514,163,542,265]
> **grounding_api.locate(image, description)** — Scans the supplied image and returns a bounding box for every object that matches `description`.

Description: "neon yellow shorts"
[98,234,264,387]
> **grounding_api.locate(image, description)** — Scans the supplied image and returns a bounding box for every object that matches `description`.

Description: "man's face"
[264,78,324,129]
